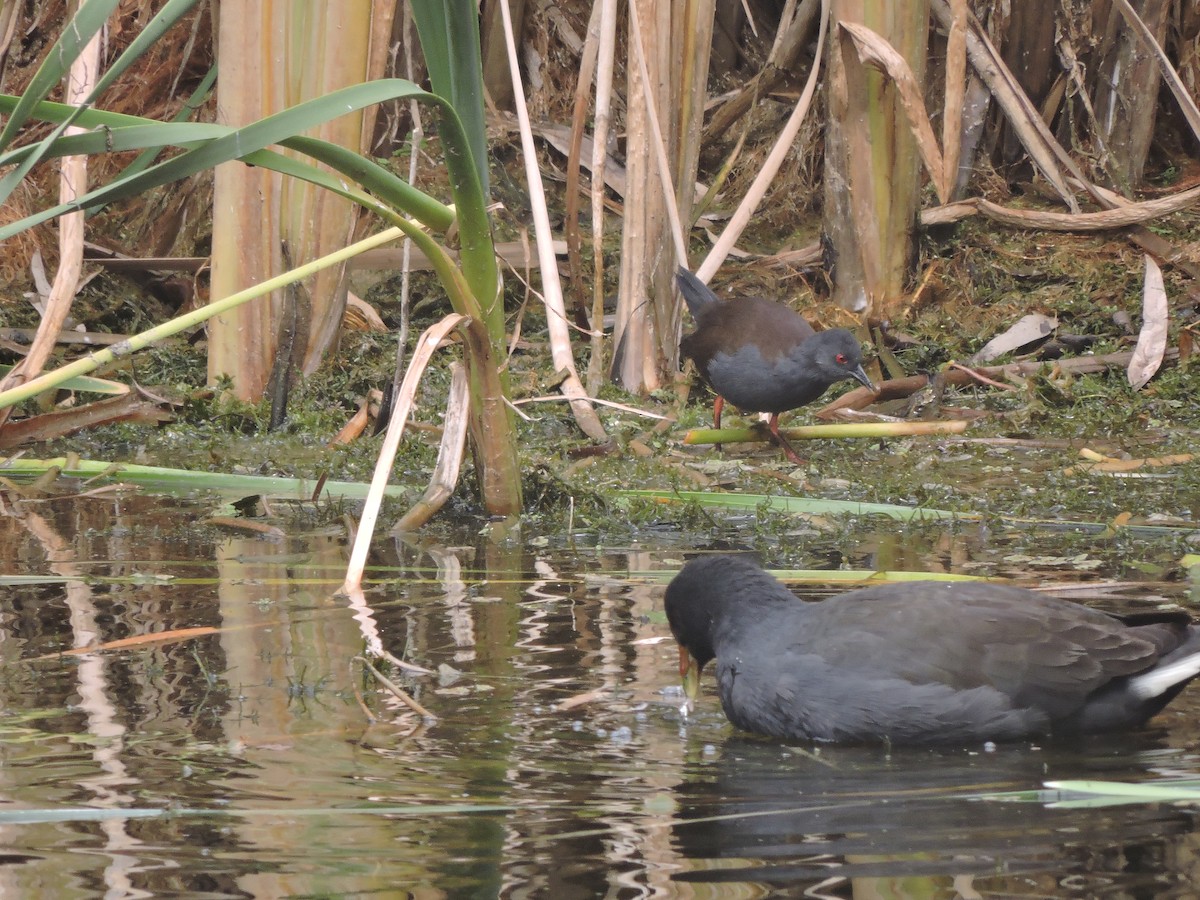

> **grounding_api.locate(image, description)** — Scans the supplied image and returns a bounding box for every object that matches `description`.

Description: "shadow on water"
[1,491,1200,896]
[671,735,1200,897]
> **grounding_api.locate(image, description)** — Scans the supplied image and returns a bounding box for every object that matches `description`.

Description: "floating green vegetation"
[0,456,400,500]
[980,778,1200,809]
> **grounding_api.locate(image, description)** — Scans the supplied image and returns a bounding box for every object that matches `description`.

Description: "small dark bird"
[665,555,1200,745]
[677,267,875,463]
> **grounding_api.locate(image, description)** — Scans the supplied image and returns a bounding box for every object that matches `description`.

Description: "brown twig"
[354,655,437,720]
[947,361,1018,391]
[817,349,1178,417]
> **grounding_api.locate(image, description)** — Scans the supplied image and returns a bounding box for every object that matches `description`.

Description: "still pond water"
[3,490,1200,898]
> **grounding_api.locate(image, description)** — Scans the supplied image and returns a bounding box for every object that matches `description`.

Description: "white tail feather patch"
[1130,652,1200,699]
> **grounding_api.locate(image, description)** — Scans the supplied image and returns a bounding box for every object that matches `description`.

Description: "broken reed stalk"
[341,313,468,594]
[391,361,470,532]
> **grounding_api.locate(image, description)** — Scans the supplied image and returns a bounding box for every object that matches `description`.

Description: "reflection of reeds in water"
[5,503,1200,895]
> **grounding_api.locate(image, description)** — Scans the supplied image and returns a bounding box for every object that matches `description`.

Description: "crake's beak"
[850,364,876,393]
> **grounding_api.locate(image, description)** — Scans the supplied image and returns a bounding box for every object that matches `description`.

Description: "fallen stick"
[683,419,969,446]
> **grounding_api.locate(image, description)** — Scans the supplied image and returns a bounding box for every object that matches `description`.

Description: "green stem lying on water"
[682,420,969,445]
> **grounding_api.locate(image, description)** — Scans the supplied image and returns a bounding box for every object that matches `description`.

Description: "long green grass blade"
[0,457,407,501]
[409,0,488,194]
[0,80,438,241]
[284,135,454,231]
[0,94,455,233]
[0,94,162,130]
[0,0,122,203]
[408,1,451,101]
[1043,779,1200,800]
[0,0,120,150]
[89,60,218,213]
[0,119,453,234]
[0,0,201,207]
[684,421,969,444]
[443,0,489,195]
[407,0,498,331]
[771,568,990,583]
[0,365,125,395]
[636,567,990,584]
[981,778,1200,808]
[0,227,405,410]
[0,121,228,162]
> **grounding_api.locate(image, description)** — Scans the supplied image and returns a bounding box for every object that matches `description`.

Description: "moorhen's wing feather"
[727,583,1181,718]
[786,584,1175,713]
[716,649,1047,743]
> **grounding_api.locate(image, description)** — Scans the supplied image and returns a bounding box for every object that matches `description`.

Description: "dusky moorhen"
[664,554,1200,745]
[677,267,875,463]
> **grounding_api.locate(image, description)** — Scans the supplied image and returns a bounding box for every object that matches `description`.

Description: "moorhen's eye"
[835,353,847,364]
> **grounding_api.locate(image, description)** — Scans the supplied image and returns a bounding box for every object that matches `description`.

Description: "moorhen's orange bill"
[677,267,875,463]
[664,555,1200,746]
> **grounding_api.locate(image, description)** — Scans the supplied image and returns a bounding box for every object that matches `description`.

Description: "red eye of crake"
[835,353,847,364]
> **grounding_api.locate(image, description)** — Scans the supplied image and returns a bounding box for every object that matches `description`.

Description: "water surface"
[2,491,1199,897]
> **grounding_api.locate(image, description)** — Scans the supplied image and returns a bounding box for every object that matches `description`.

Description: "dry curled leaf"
[970,314,1058,363]
[1128,256,1169,391]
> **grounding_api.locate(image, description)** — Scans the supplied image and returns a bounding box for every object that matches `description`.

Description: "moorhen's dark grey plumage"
[677,267,875,463]
[665,555,1200,745]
